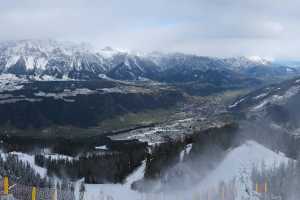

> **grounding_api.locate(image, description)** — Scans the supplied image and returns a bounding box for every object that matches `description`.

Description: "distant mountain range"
[0,39,299,130]
[0,39,297,82]
[0,40,300,152]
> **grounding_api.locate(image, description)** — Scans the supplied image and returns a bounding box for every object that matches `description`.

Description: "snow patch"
[0,151,47,178]
[44,154,76,161]
[252,85,300,111]
[247,56,272,65]
[253,92,268,100]
[0,73,28,92]
[229,97,245,108]
[95,145,108,150]
[180,144,193,162]
[200,141,289,186]
[34,88,96,101]
[84,161,145,200]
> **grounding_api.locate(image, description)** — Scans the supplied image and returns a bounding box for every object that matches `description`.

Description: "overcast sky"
[1,0,300,59]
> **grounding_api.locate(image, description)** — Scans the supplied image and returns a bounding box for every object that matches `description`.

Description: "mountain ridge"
[0,39,297,82]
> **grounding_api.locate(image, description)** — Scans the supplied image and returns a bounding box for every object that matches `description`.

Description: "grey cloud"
[1,0,300,59]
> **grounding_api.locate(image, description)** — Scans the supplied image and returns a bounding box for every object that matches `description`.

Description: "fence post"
[32,186,37,200]
[221,185,225,200]
[3,176,9,195]
[193,192,200,200]
[52,187,57,200]
[207,190,209,200]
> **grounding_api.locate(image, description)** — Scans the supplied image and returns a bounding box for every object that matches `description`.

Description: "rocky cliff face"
[0,39,296,82]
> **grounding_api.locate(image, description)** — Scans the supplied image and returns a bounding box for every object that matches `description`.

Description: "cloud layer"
[1,0,300,58]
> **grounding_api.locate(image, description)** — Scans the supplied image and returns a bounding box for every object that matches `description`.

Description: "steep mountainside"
[0,39,297,83]
[222,56,297,78]
[0,40,159,80]
[229,76,300,127]
[229,77,300,157]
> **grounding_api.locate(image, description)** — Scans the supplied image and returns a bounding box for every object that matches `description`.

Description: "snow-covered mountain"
[0,39,153,80]
[0,40,103,78]
[0,39,297,81]
[229,77,300,159]
[222,56,271,70]
[229,77,300,115]
[229,76,300,131]
[231,77,300,133]
[192,140,289,200]
[221,56,297,78]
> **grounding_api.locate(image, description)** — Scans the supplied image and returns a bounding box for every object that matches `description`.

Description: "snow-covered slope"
[82,141,290,200]
[229,77,300,135]
[0,39,295,81]
[0,39,97,71]
[0,39,161,80]
[191,140,290,200]
[0,151,47,177]
[222,56,271,70]
[0,140,290,200]
[230,77,300,111]
[0,73,28,92]
[200,140,289,184]
[84,161,146,200]
[0,40,120,79]
[222,56,297,78]
[166,140,290,200]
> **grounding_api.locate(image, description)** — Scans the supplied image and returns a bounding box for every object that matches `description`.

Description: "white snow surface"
[83,140,290,200]
[180,143,193,162]
[0,40,129,75]
[0,73,28,92]
[200,140,289,186]
[188,140,290,200]
[84,161,146,200]
[0,151,47,178]
[229,97,245,108]
[44,154,76,161]
[222,56,271,71]
[34,88,96,101]
[0,151,79,178]
[0,138,291,200]
[252,85,300,111]
[253,92,269,100]
[248,56,272,65]
[95,145,108,150]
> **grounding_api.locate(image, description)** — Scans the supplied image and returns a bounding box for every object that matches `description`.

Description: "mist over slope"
[80,140,290,200]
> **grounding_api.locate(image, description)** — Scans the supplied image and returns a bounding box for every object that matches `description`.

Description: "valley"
[0,39,299,200]
[3,0,300,199]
